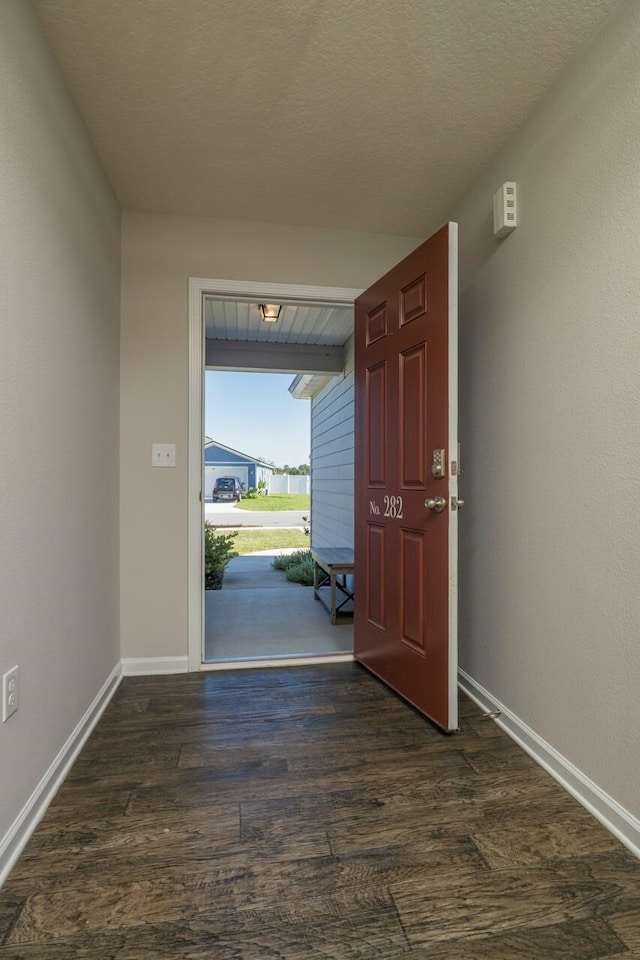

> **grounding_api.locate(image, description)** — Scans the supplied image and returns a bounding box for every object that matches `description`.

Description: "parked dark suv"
[212,476,243,502]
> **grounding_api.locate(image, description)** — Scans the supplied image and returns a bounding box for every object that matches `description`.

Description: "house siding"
[204,445,253,467]
[310,336,354,549]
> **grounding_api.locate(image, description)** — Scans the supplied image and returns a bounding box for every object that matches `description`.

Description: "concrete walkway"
[221,553,300,590]
[205,550,353,661]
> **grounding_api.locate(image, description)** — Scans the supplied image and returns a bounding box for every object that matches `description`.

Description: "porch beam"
[205,339,344,374]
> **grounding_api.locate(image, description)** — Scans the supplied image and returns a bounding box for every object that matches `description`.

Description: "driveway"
[204,502,307,528]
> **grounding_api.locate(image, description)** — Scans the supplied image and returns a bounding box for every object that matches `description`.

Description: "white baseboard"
[201,653,355,671]
[458,668,640,860]
[0,662,122,888]
[121,656,189,676]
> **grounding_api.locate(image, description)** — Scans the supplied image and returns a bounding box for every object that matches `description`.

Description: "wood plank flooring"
[0,663,639,958]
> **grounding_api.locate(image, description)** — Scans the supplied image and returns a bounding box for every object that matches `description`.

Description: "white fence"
[269,474,310,495]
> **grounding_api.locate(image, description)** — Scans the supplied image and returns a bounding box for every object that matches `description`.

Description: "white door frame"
[187,277,363,671]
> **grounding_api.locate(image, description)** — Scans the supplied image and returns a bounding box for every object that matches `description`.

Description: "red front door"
[354,223,458,732]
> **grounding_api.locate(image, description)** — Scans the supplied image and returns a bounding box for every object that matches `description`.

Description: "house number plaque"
[369,496,404,519]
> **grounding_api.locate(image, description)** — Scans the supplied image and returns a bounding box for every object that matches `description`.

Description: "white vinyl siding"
[310,336,354,549]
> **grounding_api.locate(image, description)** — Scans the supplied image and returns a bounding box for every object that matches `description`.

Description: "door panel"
[366,363,387,486]
[400,274,428,325]
[354,223,458,732]
[366,302,388,344]
[400,529,426,652]
[399,344,427,488]
[366,524,386,629]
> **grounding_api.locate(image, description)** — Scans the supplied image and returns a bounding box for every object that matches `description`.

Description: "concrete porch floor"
[204,552,353,662]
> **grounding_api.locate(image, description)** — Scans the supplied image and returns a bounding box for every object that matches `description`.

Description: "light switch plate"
[152,443,176,467]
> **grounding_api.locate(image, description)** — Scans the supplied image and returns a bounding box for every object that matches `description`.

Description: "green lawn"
[230,528,309,554]
[235,493,310,512]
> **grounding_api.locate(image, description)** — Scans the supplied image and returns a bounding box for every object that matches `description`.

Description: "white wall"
[452,1,640,820]
[121,214,421,660]
[310,336,355,550]
[0,1,120,861]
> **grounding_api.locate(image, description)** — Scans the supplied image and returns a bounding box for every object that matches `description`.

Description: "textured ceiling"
[204,299,353,346]
[33,0,620,236]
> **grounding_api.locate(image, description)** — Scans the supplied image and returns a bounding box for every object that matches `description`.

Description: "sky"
[204,371,311,467]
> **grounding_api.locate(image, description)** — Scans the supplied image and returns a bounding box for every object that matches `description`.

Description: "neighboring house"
[203,438,273,497]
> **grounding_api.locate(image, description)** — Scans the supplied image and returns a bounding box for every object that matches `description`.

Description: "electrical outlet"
[2,666,19,722]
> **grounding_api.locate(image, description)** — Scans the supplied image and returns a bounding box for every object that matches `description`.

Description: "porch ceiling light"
[259,303,282,323]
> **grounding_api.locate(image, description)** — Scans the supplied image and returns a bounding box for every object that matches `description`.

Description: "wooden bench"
[311,547,355,624]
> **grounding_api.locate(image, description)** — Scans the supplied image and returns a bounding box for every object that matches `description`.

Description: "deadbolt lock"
[431,449,446,478]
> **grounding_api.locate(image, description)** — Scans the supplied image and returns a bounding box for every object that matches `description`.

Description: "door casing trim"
[447,223,459,730]
[188,278,363,671]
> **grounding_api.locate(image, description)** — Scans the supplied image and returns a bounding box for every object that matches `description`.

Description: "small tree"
[204,522,238,588]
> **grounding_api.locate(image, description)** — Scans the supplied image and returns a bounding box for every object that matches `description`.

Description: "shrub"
[271,549,314,586]
[285,556,315,586]
[272,549,312,571]
[244,487,259,499]
[204,522,238,588]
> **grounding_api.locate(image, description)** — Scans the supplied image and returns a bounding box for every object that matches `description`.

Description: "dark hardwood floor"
[0,663,639,958]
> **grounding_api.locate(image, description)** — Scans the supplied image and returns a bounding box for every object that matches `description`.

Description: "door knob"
[425,496,446,513]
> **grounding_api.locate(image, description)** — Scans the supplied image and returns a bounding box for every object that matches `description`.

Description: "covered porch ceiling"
[204,296,354,376]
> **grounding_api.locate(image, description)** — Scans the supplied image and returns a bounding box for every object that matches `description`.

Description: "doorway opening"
[188,280,363,671]
[204,369,322,662]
